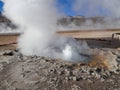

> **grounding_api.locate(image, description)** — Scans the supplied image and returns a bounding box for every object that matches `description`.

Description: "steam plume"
[59,0,120,30]
[2,0,120,62]
[2,0,91,62]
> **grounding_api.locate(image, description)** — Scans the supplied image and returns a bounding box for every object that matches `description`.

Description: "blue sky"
[0,1,3,12]
[0,0,76,15]
[0,0,111,16]
[57,0,76,16]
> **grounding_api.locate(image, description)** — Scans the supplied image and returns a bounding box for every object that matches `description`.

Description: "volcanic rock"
[0,48,119,90]
[88,51,118,71]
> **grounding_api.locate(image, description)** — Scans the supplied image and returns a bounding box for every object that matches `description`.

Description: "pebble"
[0,49,120,89]
[116,58,120,63]
[100,78,105,82]
[87,79,93,83]
[65,69,72,76]
[95,73,101,79]
[65,77,69,81]
[0,63,3,71]
[71,85,83,90]
[72,77,77,81]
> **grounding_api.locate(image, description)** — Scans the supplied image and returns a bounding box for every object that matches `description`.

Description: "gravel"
[0,48,119,90]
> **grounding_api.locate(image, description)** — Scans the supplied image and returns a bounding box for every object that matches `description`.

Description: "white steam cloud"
[2,0,120,62]
[74,0,120,17]
[59,0,120,30]
[2,0,92,62]
[0,23,17,33]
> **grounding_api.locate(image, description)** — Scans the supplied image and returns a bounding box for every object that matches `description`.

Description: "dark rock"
[3,51,14,56]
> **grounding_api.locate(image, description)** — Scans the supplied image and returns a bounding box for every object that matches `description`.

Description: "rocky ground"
[0,16,120,90]
[0,45,119,90]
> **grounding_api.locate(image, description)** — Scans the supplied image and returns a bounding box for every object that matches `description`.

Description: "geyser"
[2,0,92,62]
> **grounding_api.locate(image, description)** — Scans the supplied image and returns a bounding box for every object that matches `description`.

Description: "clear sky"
[56,0,76,16]
[0,1,3,12]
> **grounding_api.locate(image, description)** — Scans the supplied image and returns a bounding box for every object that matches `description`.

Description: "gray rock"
[3,50,15,56]
[71,85,83,90]
[117,58,120,63]
[0,63,3,71]
[64,69,72,76]
[72,77,77,81]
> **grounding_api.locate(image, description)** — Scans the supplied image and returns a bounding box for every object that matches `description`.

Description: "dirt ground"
[0,41,119,90]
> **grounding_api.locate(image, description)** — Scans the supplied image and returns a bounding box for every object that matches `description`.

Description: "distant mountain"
[0,15,17,29]
[0,15,120,30]
[0,15,10,23]
[57,15,120,26]
[58,15,105,26]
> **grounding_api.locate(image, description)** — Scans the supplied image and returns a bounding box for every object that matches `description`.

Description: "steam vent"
[0,15,120,90]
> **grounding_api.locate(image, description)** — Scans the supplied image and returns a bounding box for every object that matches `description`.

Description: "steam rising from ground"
[2,0,120,62]
[2,0,92,62]
[0,23,17,33]
[59,0,120,30]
